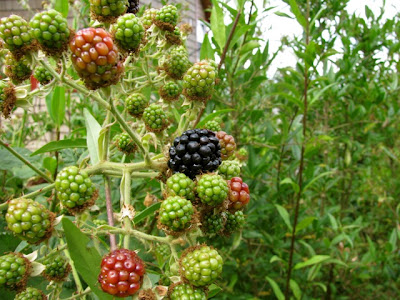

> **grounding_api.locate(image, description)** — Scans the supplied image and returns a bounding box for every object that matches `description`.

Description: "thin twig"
[104,177,117,251]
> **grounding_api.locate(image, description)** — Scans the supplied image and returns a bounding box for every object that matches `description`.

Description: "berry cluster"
[125,93,148,117]
[6,198,54,244]
[166,173,195,201]
[142,103,169,132]
[159,196,194,232]
[0,252,30,289]
[4,52,32,83]
[196,174,229,206]
[99,249,145,297]
[183,60,217,101]
[42,255,71,281]
[0,15,34,57]
[114,13,145,53]
[114,132,137,154]
[55,166,97,212]
[168,129,222,179]
[15,287,46,300]
[180,245,223,286]
[216,131,236,160]
[69,28,124,90]
[34,66,53,85]
[218,160,241,180]
[168,282,207,300]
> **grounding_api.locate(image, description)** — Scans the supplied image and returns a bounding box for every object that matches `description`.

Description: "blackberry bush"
[30,9,70,55]
[114,13,145,53]
[0,252,30,289]
[55,166,97,213]
[98,249,145,297]
[34,66,53,85]
[125,93,148,117]
[69,27,124,90]
[168,129,222,179]
[166,173,195,201]
[183,60,217,101]
[196,174,229,206]
[4,52,32,83]
[42,255,71,281]
[142,103,169,132]
[155,5,179,31]
[15,287,46,300]
[179,245,223,286]
[6,198,55,244]
[168,282,207,300]
[218,160,241,179]
[159,196,194,232]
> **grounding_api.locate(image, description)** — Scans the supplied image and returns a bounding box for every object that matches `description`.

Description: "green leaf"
[275,11,294,19]
[294,255,331,270]
[296,216,316,233]
[289,0,307,28]
[47,86,66,126]
[240,41,260,55]
[196,109,234,128]
[303,171,334,191]
[328,213,338,231]
[290,279,302,300]
[200,33,215,60]
[42,157,57,175]
[62,218,113,300]
[280,177,300,193]
[31,139,87,156]
[309,83,337,107]
[275,204,292,231]
[210,0,226,52]
[134,202,161,224]
[54,0,69,18]
[265,276,284,300]
[208,284,222,298]
[84,109,102,165]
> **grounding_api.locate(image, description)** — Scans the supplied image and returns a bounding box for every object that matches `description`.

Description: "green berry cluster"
[218,160,241,180]
[204,120,221,132]
[183,60,217,101]
[143,103,169,132]
[55,166,96,211]
[0,79,15,118]
[34,66,53,85]
[159,81,182,101]
[15,287,46,300]
[90,0,128,20]
[164,49,191,80]
[155,5,178,31]
[6,198,54,244]
[125,93,148,117]
[224,210,245,233]
[180,245,223,286]
[196,174,229,206]
[141,8,157,29]
[166,173,195,201]
[169,283,207,300]
[159,196,194,231]
[4,52,32,83]
[93,219,108,226]
[154,244,171,260]
[236,147,248,161]
[201,211,224,235]
[0,252,30,289]
[114,13,145,52]
[30,9,70,54]
[0,15,34,53]
[114,132,137,154]
[42,255,71,281]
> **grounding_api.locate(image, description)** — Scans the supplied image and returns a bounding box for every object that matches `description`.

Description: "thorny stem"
[61,288,92,300]
[93,227,174,245]
[122,170,132,249]
[284,1,310,299]
[0,140,54,183]
[105,177,117,251]
[37,243,68,262]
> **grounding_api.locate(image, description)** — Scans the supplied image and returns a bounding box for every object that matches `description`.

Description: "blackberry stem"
[122,170,132,249]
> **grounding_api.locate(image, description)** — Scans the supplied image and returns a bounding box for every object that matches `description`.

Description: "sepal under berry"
[15,287,47,300]
[165,27,182,45]
[6,198,55,244]
[0,252,31,290]
[143,103,169,132]
[196,174,229,206]
[154,5,179,31]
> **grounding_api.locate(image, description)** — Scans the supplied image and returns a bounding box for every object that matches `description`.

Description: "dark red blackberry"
[168,129,222,179]
[127,0,139,14]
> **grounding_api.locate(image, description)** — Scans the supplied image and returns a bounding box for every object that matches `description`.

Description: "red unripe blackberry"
[99,249,145,298]
[215,131,236,160]
[227,177,250,210]
[69,27,124,90]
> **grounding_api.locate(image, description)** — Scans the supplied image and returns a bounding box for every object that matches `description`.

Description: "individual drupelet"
[183,60,217,102]
[69,27,124,90]
[142,103,169,132]
[114,13,145,53]
[159,196,194,231]
[196,174,229,206]
[166,173,195,201]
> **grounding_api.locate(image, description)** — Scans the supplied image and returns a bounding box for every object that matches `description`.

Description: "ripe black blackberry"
[168,129,222,179]
[127,0,139,14]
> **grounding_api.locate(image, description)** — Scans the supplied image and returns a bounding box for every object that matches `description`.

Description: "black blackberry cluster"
[168,129,222,179]
[127,0,139,14]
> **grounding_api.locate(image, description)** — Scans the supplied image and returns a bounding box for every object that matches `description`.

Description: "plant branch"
[104,177,117,251]
[122,170,132,249]
[0,140,54,183]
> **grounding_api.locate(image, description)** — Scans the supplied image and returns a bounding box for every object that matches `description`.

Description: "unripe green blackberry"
[201,211,224,235]
[159,81,182,101]
[224,210,245,233]
[6,198,54,244]
[143,103,169,132]
[34,66,53,85]
[183,60,217,102]
[42,255,71,282]
[154,244,171,260]
[114,132,137,154]
[159,196,194,231]
[69,27,124,90]
[141,8,157,29]
[168,283,207,300]
[93,219,108,226]
[90,0,128,22]
[55,166,97,213]
[165,27,182,45]
[179,245,223,286]
[218,160,241,180]
[114,13,145,53]
[30,9,70,55]
[166,173,195,201]
[204,120,221,132]
[0,80,16,118]
[15,287,47,300]
[196,174,228,206]
[0,252,30,289]
[0,15,34,58]
[4,52,32,83]
[159,271,171,286]
[236,147,248,161]
[125,93,148,117]
[163,50,191,80]
[155,5,179,31]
